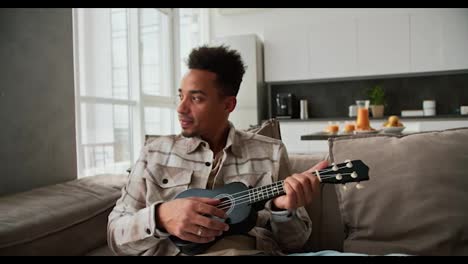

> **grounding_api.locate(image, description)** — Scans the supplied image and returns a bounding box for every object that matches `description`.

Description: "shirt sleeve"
[266,143,312,252]
[107,148,169,256]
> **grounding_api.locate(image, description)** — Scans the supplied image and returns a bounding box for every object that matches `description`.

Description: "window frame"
[73,8,210,178]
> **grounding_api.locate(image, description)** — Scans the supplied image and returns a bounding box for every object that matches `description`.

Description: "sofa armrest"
[0,174,127,256]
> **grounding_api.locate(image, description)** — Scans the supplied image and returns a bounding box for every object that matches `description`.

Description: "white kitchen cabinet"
[442,10,468,71]
[212,34,265,129]
[410,10,468,73]
[264,25,309,82]
[357,14,411,76]
[308,17,358,79]
[263,10,468,83]
[410,13,444,73]
[265,18,358,82]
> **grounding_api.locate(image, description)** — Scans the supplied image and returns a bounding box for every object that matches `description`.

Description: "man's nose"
[176,97,189,114]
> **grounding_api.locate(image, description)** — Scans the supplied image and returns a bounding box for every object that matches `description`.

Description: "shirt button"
[146,228,151,235]
[205,162,211,166]
[162,179,168,184]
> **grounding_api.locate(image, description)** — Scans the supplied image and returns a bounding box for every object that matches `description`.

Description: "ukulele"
[169,159,369,255]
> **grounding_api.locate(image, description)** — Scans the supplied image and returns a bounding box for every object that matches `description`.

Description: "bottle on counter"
[356,100,371,130]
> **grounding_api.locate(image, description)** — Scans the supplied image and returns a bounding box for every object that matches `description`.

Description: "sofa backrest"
[329,127,468,255]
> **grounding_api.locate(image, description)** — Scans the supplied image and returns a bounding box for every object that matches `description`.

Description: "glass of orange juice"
[326,121,339,134]
[343,121,355,133]
[356,100,370,130]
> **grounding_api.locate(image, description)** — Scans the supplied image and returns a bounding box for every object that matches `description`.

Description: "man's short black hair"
[187,45,246,97]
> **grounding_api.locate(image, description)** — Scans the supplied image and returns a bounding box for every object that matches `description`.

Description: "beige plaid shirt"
[107,124,312,256]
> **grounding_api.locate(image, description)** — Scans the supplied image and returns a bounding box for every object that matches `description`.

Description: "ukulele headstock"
[316,159,369,189]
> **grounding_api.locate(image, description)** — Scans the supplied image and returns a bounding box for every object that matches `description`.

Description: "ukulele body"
[169,182,258,255]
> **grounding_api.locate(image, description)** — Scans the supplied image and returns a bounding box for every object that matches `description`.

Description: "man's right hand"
[155,197,229,243]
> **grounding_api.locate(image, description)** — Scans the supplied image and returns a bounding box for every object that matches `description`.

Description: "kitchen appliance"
[461,106,468,115]
[348,105,357,117]
[275,93,296,118]
[300,99,309,119]
[423,100,436,116]
[401,110,424,117]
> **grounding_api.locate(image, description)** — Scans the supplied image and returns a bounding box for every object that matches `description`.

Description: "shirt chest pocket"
[145,164,193,200]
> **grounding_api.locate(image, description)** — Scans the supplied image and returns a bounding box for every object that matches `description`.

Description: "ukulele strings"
[216,166,351,209]
[216,173,356,210]
[216,167,354,210]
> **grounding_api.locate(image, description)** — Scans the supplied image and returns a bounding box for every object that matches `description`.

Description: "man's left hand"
[272,160,328,210]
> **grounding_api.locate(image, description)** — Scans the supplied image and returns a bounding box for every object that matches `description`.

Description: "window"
[73,8,209,177]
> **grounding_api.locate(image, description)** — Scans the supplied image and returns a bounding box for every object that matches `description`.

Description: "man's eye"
[192,97,201,102]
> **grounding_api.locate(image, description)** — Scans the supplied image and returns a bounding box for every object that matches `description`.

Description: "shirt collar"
[185,137,205,154]
[184,122,242,158]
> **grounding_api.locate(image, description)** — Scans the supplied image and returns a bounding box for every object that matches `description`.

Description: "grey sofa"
[0,153,331,256]
[2,127,467,256]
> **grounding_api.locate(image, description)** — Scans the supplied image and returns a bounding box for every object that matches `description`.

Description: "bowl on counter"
[381,126,405,134]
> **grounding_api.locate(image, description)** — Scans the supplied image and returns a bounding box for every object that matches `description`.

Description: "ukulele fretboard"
[248,180,285,204]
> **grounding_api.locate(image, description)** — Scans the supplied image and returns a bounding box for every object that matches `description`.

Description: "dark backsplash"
[269,72,468,118]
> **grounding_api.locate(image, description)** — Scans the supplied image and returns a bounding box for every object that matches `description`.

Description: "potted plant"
[368,85,386,118]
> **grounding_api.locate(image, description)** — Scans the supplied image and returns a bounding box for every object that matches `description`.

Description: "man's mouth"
[179,117,194,128]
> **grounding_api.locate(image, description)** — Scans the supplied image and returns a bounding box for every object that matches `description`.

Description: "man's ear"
[224,96,237,113]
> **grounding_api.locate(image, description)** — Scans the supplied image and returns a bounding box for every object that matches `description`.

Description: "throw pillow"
[329,127,468,256]
[245,118,282,140]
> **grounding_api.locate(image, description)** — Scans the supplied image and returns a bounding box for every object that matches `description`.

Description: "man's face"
[177,69,236,139]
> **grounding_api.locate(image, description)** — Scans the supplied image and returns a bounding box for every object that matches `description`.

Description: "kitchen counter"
[279,117,468,154]
[276,114,468,122]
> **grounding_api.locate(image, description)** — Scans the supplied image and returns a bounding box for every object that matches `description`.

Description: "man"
[107,45,328,256]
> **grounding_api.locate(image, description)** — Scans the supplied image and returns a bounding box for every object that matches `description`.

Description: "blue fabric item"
[289,250,410,256]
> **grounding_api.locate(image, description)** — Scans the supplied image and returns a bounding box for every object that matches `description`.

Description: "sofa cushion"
[329,127,468,255]
[0,174,127,255]
[288,153,344,253]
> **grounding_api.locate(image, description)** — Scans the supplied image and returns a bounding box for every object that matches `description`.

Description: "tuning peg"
[332,164,338,171]
[346,162,353,168]
[335,173,342,180]
[351,171,358,178]
[356,183,364,189]
[344,159,351,163]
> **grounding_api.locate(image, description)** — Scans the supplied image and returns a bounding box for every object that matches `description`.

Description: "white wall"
[210,8,460,41]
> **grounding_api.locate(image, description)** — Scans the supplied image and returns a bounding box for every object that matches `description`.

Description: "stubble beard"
[181,129,198,138]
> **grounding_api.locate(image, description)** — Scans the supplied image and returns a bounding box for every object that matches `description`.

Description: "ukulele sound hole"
[215,194,234,215]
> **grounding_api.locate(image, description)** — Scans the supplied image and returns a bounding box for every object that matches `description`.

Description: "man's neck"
[203,122,230,156]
